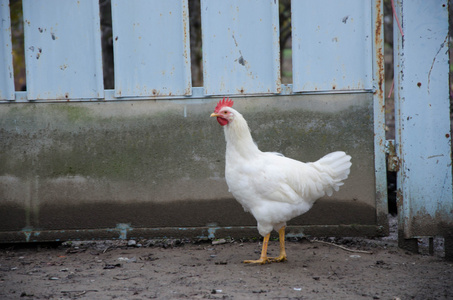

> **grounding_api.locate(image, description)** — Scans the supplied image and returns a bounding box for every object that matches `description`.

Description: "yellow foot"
[269,255,287,263]
[243,257,270,265]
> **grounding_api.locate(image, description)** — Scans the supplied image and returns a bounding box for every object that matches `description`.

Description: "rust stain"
[374,0,384,100]
[387,142,400,172]
[238,56,245,66]
[36,48,42,60]
[182,3,189,65]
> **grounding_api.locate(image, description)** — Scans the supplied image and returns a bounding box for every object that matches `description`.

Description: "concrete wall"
[0,93,382,242]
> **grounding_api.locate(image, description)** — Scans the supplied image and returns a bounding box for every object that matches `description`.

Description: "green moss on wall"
[0,94,373,185]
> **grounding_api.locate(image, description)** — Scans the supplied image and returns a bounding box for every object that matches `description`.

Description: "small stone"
[103,263,121,269]
[212,239,226,245]
[312,276,320,280]
[127,240,137,247]
[117,257,136,263]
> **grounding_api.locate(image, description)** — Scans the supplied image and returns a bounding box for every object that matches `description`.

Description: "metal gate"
[1,0,387,242]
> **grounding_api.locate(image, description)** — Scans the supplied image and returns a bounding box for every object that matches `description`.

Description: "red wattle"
[217,117,229,126]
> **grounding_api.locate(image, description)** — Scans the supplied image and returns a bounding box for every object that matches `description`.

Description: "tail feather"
[313,151,352,196]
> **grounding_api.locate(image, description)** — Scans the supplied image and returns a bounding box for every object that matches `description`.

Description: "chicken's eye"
[223,111,228,114]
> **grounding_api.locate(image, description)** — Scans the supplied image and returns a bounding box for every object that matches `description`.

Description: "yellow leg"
[243,233,271,264]
[269,226,287,262]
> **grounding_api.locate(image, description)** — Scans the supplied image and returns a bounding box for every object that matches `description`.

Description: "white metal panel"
[111,0,191,97]
[201,0,281,95]
[23,0,104,100]
[394,0,452,237]
[292,0,373,92]
[0,0,15,100]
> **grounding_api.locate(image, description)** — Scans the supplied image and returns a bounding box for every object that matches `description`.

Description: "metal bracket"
[385,140,399,172]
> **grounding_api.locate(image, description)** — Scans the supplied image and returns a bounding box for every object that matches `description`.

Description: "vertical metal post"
[291,0,373,92]
[200,0,281,95]
[111,0,192,97]
[0,0,15,100]
[23,0,104,100]
[394,0,453,255]
[372,0,389,232]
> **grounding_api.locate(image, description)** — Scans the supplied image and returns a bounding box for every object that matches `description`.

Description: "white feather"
[221,107,352,237]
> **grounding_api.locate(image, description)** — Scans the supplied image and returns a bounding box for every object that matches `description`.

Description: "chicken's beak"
[210,113,220,117]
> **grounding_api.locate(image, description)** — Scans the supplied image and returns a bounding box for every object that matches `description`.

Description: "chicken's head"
[210,97,235,126]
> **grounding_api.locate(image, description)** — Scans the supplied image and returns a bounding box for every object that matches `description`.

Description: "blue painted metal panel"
[0,0,15,100]
[0,0,390,242]
[22,0,104,100]
[111,0,191,97]
[394,0,453,237]
[201,0,281,95]
[291,0,373,92]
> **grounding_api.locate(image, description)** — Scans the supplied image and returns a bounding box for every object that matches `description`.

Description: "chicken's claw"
[243,258,271,265]
[243,233,272,265]
[243,227,287,264]
[268,255,287,263]
[269,227,288,263]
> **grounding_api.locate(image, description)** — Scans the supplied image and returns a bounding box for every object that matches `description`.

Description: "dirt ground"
[1,216,452,300]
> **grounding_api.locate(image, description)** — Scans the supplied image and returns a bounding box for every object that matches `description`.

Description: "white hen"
[211,98,352,264]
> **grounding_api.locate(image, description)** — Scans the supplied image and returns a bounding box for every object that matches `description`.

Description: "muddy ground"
[1,217,452,300]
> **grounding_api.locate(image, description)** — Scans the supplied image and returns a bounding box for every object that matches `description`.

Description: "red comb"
[214,97,234,113]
